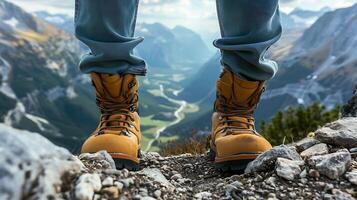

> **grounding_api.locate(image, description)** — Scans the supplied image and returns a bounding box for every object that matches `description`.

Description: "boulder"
[308,149,351,180]
[0,124,82,200]
[245,145,302,173]
[315,118,357,148]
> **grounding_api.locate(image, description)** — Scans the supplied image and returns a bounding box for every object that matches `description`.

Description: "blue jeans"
[75,0,281,80]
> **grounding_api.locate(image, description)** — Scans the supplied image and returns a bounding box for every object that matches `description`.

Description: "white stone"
[194,191,212,200]
[308,149,351,179]
[102,176,114,187]
[345,169,357,185]
[0,124,82,200]
[75,173,102,200]
[300,143,329,157]
[315,118,357,148]
[276,157,304,181]
[139,168,172,187]
[245,145,302,173]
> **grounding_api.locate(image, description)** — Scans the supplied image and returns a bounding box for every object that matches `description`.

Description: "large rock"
[315,118,357,148]
[308,149,351,180]
[0,123,82,200]
[245,145,302,173]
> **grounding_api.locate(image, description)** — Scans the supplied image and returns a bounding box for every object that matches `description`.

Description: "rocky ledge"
[0,116,356,200]
[1,92,357,200]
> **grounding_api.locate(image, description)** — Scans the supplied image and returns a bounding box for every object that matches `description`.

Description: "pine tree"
[260,103,340,146]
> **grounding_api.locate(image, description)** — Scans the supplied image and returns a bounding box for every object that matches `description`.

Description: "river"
[144,84,187,152]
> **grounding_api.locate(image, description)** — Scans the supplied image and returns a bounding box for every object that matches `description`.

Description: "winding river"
[144,84,187,152]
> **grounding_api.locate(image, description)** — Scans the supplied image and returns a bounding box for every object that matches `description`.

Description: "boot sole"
[208,149,258,172]
[110,150,141,171]
[113,158,140,171]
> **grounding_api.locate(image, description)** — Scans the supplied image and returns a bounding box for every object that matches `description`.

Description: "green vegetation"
[159,103,340,156]
[260,103,340,146]
[159,130,209,156]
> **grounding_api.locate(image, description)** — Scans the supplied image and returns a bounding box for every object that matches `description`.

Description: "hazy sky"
[9,0,357,35]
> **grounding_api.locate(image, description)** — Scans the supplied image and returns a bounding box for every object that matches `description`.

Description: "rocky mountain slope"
[0,0,98,151]
[1,91,357,200]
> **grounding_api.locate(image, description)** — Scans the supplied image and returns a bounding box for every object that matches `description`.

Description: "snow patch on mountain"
[46,86,77,102]
[263,80,327,106]
[0,56,16,99]
[3,17,19,28]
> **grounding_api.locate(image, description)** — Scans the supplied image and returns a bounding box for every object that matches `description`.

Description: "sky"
[9,0,357,36]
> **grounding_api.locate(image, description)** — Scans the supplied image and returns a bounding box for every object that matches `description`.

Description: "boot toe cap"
[81,134,139,163]
[215,133,272,159]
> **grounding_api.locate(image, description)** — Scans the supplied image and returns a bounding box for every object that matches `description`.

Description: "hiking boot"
[210,68,272,171]
[81,73,141,170]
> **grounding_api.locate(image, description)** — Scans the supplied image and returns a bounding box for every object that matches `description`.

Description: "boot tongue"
[100,74,139,102]
[217,69,263,107]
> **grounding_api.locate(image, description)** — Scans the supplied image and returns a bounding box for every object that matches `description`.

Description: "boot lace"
[215,86,265,135]
[94,80,139,136]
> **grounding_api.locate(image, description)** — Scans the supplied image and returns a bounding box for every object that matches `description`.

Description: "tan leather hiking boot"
[81,73,141,170]
[210,68,272,171]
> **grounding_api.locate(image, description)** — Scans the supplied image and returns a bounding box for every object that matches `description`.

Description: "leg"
[211,0,281,171]
[75,0,146,75]
[76,0,143,170]
[214,0,282,80]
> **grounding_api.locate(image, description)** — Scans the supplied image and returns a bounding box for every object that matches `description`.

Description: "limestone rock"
[194,191,212,200]
[315,118,357,148]
[276,158,304,181]
[245,145,302,173]
[79,150,116,170]
[300,143,329,157]
[294,137,320,152]
[139,168,172,187]
[345,169,357,185]
[0,124,81,200]
[75,173,102,200]
[308,149,351,179]
[332,189,355,200]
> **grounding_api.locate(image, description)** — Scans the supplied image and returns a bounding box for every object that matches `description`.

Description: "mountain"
[290,6,331,19]
[34,11,74,34]
[265,3,357,110]
[0,0,99,152]
[35,11,213,71]
[289,7,332,26]
[170,4,357,134]
[136,23,212,70]
[171,25,211,64]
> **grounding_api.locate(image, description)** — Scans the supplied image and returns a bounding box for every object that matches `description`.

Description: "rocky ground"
[1,91,357,200]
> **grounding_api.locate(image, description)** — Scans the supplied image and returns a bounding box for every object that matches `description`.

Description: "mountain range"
[168,4,357,135]
[0,0,212,151]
